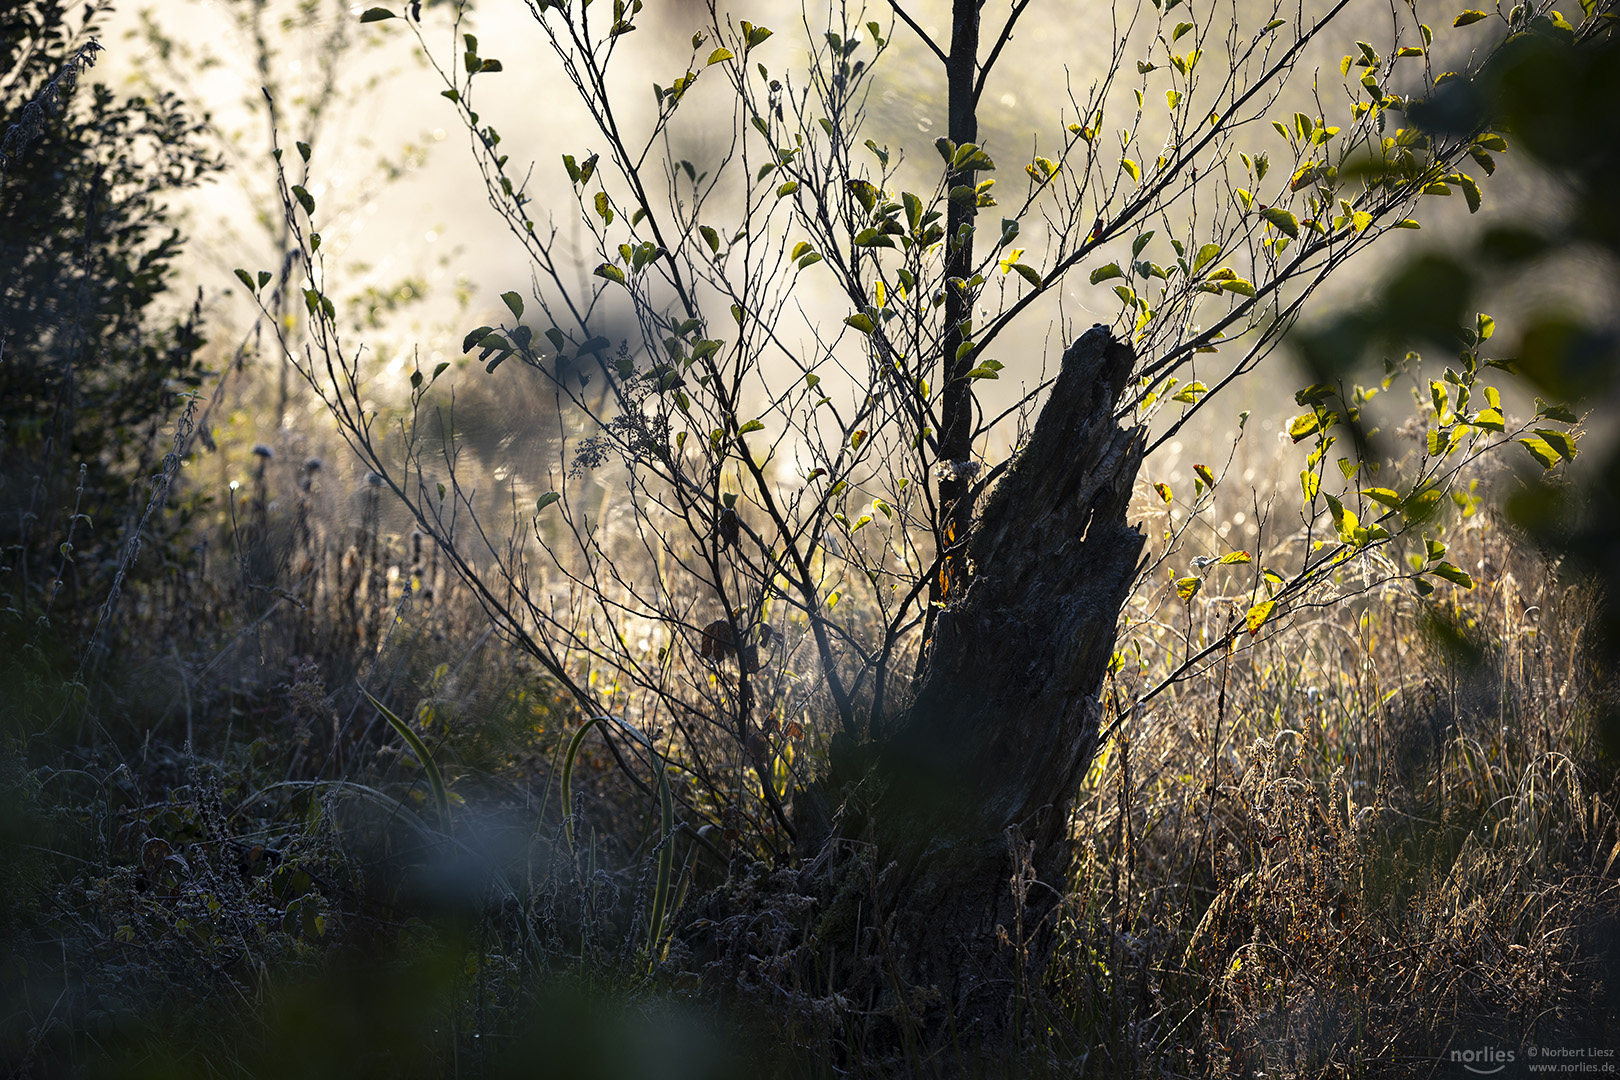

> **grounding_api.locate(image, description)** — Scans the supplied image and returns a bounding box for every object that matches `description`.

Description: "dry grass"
[1061,485,1620,1076]
[2,406,1616,1079]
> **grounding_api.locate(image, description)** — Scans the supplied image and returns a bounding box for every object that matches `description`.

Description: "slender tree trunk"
[796,327,1145,1041]
[933,0,982,614]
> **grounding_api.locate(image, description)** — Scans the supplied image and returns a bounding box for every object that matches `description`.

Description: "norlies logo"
[1451,1046,1517,1075]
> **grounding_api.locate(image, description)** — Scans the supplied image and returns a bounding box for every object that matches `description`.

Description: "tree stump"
[797,325,1146,1044]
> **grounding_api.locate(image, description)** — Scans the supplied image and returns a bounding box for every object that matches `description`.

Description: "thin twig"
[973,0,1031,106]
[886,0,947,65]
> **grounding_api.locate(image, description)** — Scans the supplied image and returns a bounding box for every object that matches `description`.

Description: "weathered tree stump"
[793,325,1146,1043]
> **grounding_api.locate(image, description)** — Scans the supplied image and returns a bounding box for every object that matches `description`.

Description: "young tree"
[250,0,1585,1044]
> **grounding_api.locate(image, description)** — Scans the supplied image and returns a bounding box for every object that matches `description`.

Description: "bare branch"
[886,0,948,66]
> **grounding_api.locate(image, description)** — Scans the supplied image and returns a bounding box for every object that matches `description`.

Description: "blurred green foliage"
[1295,15,1620,743]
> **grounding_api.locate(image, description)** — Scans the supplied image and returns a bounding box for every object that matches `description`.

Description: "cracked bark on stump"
[797,324,1146,1039]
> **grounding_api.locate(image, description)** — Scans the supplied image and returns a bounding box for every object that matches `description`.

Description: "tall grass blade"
[561,715,607,849]
[647,762,674,970]
[363,687,450,832]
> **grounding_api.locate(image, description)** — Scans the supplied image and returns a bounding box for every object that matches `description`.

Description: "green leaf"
[234,268,256,291]
[594,263,627,285]
[1536,398,1578,423]
[536,492,562,512]
[1361,487,1402,509]
[706,47,734,65]
[844,313,876,334]
[1453,9,1489,24]
[700,225,720,253]
[1089,262,1124,285]
[1534,428,1577,460]
[903,191,923,231]
[291,185,315,216]
[501,291,524,319]
[257,270,272,290]
[1260,205,1299,238]
[777,180,799,198]
[853,227,895,247]
[1453,171,1482,213]
[1010,263,1042,288]
[1428,561,1474,588]
[1220,277,1256,297]
[738,419,766,436]
[1518,435,1560,469]
[1193,242,1222,274]
[359,6,395,21]
[1324,492,1360,540]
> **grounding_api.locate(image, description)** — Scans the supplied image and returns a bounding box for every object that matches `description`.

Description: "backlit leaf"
[1246,599,1276,633]
[1260,206,1299,238]
[1428,561,1474,588]
[1518,435,1559,469]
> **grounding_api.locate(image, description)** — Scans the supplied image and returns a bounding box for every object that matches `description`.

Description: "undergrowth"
[2,438,1616,1078]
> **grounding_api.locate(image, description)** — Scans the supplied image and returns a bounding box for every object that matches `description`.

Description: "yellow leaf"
[1246,599,1276,634]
